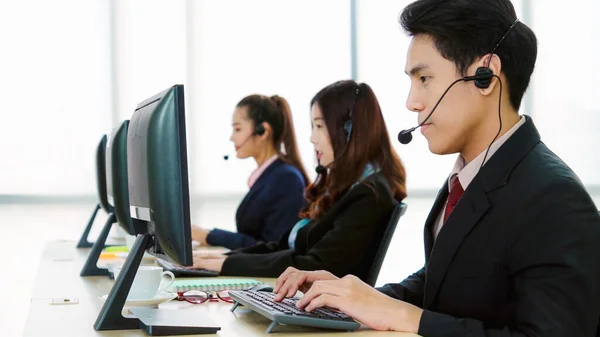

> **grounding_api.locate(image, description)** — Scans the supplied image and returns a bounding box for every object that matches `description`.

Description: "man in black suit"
[273,0,600,336]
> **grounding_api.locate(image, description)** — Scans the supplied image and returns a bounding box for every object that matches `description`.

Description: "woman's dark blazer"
[221,172,398,280]
[206,159,306,250]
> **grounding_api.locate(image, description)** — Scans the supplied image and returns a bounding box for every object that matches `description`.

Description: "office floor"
[2,194,598,336]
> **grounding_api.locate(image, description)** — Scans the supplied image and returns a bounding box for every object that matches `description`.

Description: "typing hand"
[191,225,211,245]
[273,267,338,302]
[296,275,423,332]
[192,255,225,272]
[192,250,225,259]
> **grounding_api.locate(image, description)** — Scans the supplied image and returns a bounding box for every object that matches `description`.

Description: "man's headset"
[397,18,519,168]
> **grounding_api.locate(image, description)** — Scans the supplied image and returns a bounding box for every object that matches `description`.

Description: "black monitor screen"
[95,134,112,213]
[126,84,192,266]
[106,120,140,236]
[127,101,157,214]
[105,131,115,207]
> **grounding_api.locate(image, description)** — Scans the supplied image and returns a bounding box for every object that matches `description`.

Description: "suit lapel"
[423,184,449,260]
[235,159,283,223]
[235,187,254,224]
[423,177,491,309]
[421,115,541,309]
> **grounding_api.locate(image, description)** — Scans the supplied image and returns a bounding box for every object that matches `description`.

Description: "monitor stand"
[94,234,221,335]
[80,213,117,276]
[76,204,101,248]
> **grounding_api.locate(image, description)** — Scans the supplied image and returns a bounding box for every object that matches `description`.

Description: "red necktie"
[444,176,464,223]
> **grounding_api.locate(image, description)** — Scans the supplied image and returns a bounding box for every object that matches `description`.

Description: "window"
[0,0,112,195]
[187,0,351,195]
[355,0,527,191]
[529,0,600,186]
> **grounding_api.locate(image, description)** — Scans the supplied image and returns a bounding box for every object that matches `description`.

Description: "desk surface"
[25,240,419,336]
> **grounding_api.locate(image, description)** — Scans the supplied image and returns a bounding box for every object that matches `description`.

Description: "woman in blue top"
[191,95,310,250]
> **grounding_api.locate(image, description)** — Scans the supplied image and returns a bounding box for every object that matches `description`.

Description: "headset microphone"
[397,128,415,145]
[397,71,493,145]
[315,161,328,175]
[314,140,352,174]
[223,123,266,160]
[398,18,518,147]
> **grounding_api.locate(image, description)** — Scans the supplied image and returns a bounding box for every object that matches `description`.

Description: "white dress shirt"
[433,116,526,239]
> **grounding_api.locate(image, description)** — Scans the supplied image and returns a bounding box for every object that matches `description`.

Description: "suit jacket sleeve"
[206,228,259,250]
[221,182,393,278]
[418,180,600,337]
[225,240,285,256]
[377,267,426,307]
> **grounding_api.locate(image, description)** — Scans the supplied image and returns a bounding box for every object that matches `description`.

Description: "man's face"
[404,34,487,155]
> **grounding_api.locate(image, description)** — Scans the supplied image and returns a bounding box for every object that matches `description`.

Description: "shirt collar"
[248,154,279,188]
[449,115,526,190]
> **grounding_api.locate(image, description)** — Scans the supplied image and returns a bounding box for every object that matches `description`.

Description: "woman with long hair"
[192,80,406,280]
[192,94,309,250]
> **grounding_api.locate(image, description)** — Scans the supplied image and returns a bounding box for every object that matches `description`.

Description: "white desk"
[24,240,419,336]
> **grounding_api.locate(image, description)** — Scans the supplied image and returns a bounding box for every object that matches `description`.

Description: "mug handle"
[158,271,175,293]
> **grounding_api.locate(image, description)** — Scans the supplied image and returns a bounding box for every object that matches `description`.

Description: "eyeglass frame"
[175,289,234,304]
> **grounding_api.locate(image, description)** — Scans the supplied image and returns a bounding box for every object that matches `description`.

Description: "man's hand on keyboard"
[293,274,423,333]
[273,267,338,301]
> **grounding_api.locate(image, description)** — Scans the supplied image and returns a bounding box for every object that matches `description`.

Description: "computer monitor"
[81,122,136,277]
[76,134,113,248]
[94,85,216,334]
[106,120,143,236]
[96,135,114,215]
[127,84,192,266]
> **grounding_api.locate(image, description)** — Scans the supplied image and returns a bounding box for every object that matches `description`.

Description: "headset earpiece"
[474,67,493,89]
[343,119,353,143]
[344,87,359,143]
[254,123,266,136]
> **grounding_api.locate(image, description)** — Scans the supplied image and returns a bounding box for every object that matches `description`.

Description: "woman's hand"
[191,225,211,245]
[191,254,226,272]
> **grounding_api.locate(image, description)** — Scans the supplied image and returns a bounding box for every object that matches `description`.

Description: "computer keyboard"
[228,290,360,333]
[156,259,219,277]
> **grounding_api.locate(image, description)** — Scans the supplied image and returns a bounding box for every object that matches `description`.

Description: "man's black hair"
[400,0,537,110]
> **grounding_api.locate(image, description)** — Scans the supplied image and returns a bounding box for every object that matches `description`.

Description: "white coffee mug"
[115,266,175,300]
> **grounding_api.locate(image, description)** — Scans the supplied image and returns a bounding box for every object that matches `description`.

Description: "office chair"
[365,202,407,287]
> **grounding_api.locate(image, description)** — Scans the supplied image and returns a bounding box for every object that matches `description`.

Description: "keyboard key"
[229,290,361,332]
[241,290,353,321]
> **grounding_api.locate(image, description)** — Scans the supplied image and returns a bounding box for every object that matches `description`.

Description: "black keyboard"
[156,259,219,277]
[229,290,360,333]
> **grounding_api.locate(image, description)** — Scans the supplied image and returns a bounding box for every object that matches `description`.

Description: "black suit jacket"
[206,159,306,250]
[378,116,600,337]
[221,172,398,280]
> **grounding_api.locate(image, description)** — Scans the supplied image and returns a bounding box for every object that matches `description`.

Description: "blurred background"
[1,0,599,335]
